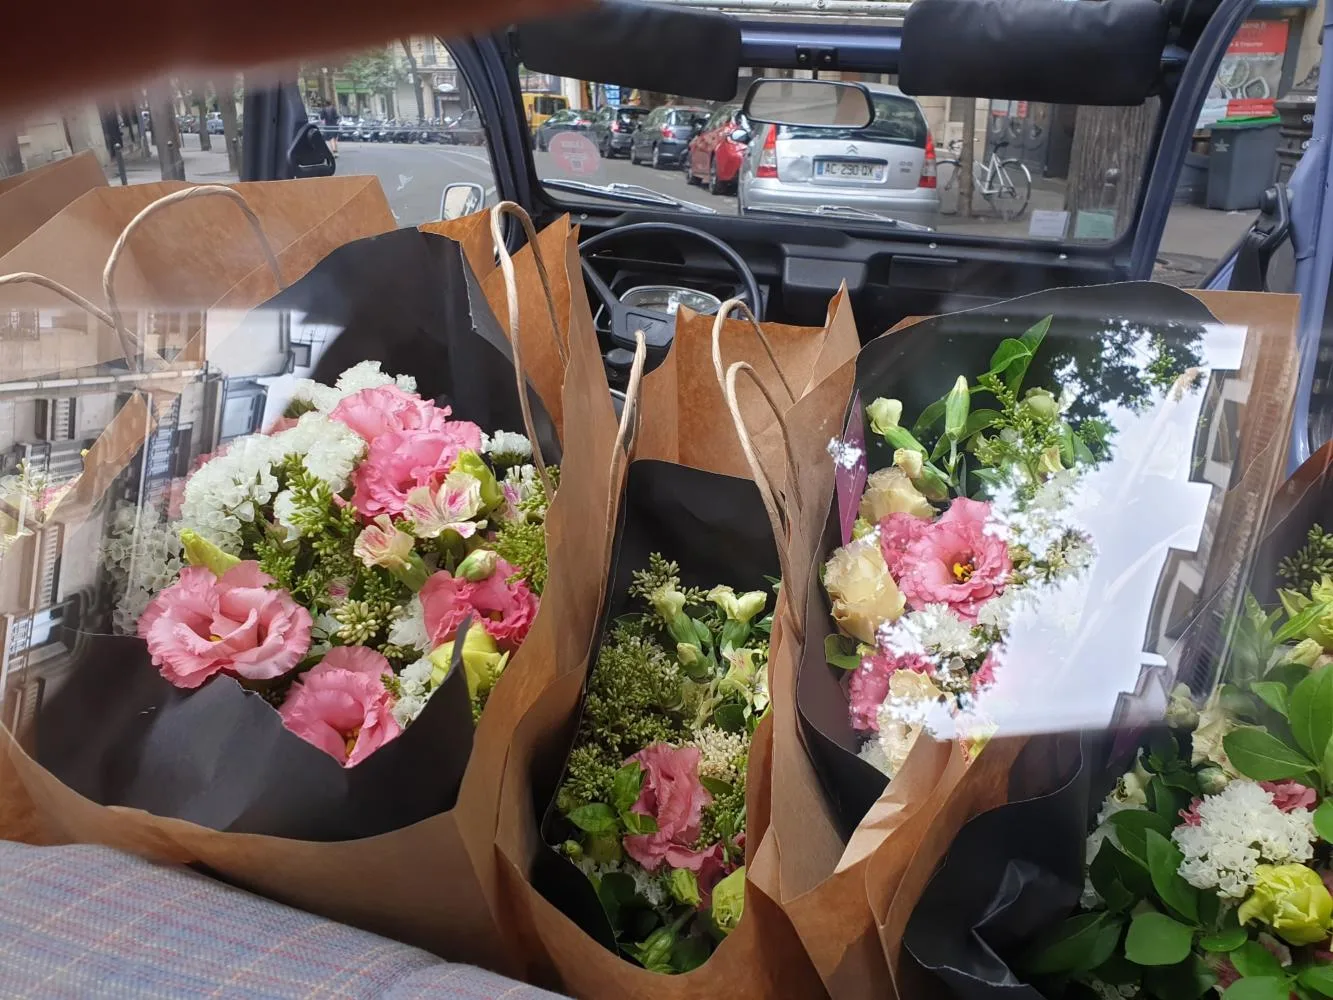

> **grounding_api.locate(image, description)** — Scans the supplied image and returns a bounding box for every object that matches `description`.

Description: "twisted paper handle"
[710,296,796,407]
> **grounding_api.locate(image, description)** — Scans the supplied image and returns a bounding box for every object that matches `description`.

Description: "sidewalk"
[106,133,239,186]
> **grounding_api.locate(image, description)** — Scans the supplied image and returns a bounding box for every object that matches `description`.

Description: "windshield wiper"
[542,179,718,215]
[749,203,935,232]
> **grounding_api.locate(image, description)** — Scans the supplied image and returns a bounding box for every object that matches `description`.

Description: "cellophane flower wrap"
[105,361,552,767]
[552,553,773,973]
[1015,528,1333,1000]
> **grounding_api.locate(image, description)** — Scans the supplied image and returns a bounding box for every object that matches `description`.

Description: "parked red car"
[685,103,750,194]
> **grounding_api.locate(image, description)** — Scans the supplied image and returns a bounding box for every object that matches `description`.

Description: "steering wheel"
[578,222,763,361]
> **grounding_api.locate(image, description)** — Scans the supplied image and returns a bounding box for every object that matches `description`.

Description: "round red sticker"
[549,132,601,176]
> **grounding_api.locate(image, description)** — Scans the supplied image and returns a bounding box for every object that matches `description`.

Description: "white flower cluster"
[1172,780,1316,898]
[392,656,435,727]
[482,431,533,464]
[179,412,365,553]
[690,725,748,783]
[503,464,542,504]
[572,857,668,907]
[881,603,986,661]
[289,361,417,414]
[101,503,184,632]
[826,436,863,471]
[387,596,431,652]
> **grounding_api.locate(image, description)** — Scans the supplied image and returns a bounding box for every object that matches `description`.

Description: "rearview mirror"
[729,128,751,144]
[440,181,483,221]
[741,78,875,129]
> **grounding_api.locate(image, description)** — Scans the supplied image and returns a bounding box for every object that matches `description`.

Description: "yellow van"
[523,92,568,129]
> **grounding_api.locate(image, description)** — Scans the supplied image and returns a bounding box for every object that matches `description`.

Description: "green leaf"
[1277,600,1333,644]
[824,634,861,671]
[1222,979,1297,1000]
[1298,965,1333,997]
[1322,738,1333,788]
[1108,810,1175,864]
[1023,912,1123,975]
[620,810,658,836]
[1223,727,1316,782]
[700,775,734,797]
[988,338,1033,379]
[1146,828,1199,923]
[1315,800,1333,843]
[1252,680,1291,717]
[1232,941,1287,979]
[670,933,711,974]
[1142,955,1219,1000]
[1089,836,1150,909]
[1125,910,1194,966]
[596,871,640,933]
[567,802,619,835]
[1290,665,1333,760]
[1150,778,1185,824]
[713,702,747,733]
[611,762,644,814]
[964,408,1001,438]
[1199,926,1248,952]
[994,314,1053,392]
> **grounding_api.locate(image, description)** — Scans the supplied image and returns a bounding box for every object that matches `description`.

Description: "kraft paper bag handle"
[0,271,120,334]
[489,201,569,501]
[710,296,797,406]
[599,330,647,587]
[103,185,286,373]
[724,359,806,641]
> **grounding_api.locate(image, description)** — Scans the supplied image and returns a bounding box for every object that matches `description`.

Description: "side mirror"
[439,181,484,221]
[729,128,751,144]
[741,78,875,129]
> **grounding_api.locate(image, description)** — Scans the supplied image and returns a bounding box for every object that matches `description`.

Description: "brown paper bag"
[0,176,395,325]
[422,212,498,285]
[0,151,106,259]
[0,213,612,977]
[492,363,831,1000]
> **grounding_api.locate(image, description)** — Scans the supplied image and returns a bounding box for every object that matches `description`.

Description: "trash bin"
[1206,116,1281,211]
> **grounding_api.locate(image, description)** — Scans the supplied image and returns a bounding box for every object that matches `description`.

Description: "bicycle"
[937,138,1033,221]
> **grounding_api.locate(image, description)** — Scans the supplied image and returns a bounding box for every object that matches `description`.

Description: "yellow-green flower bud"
[1196,765,1230,795]
[1239,864,1333,946]
[1038,446,1064,476]
[944,376,970,441]
[893,448,924,480]
[1165,683,1199,729]
[709,585,767,625]
[668,868,701,907]
[1286,638,1325,669]
[429,624,508,701]
[1020,388,1060,421]
[180,528,241,577]
[866,398,903,435]
[456,548,498,582]
[710,866,746,935]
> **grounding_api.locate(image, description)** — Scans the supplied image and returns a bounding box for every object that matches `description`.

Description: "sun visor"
[514,0,743,103]
[899,0,1169,107]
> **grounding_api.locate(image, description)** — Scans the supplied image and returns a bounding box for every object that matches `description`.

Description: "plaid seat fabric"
[0,841,566,999]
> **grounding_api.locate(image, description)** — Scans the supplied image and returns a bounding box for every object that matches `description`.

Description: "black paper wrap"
[266,226,562,465]
[530,459,781,952]
[902,735,1099,1000]
[36,621,477,842]
[798,283,1225,839]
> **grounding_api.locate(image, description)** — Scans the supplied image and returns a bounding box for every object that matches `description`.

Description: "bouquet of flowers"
[109,360,552,767]
[552,553,773,973]
[822,314,1106,781]
[1018,535,1333,1000]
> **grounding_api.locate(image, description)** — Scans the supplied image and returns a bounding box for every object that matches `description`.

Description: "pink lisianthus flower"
[1262,780,1318,813]
[1179,797,1205,826]
[350,423,484,518]
[138,562,312,689]
[970,653,998,695]
[621,744,714,872]
[694,843,736,908]
[278,646,401,767]
[420,559,538,651]
[887,497,1011,623]
[330,385,453,442]
[878,512,932,579]
[848,649,933,732]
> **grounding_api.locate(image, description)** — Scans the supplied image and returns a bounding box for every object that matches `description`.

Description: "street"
[119,133,1257,285]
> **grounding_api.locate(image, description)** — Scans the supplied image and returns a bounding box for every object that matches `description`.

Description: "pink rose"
[622,744,714,872]
[139,562,312,689]
[1179,797,1204,826]
[330,385,453,442]
[848,649,932,732]
[970,653,998,695]
[889,497,1011,623]
[350,422,484,518]
[1261,781,1318,813]
[420,559,538,651]
[279,646,401,767]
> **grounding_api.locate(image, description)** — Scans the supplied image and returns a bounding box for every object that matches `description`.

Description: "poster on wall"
[1198,19,1290,128]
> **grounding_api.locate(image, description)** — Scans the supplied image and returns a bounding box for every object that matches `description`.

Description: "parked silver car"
[737,83,939,227]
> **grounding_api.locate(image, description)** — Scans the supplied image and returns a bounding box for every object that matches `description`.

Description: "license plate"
[815,160,885,181]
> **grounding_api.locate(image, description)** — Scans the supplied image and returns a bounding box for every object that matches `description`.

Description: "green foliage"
[493,519,548,594]
[1280,525,1333,593]
[1124,911,1193,966]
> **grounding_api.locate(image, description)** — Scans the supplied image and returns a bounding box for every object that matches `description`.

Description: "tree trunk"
[150,85,184,180]
[400,40,427,121]
[214,78,241,174]
[1065,99,1159,227]
[194,81,211,151]
[0,123,23,177]
[957,97,977,219]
